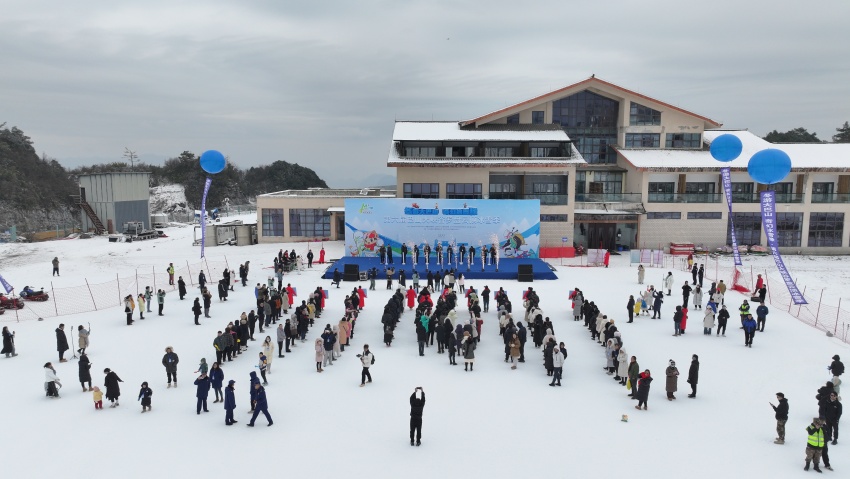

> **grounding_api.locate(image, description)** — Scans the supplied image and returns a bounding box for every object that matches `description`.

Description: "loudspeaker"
[517,264,533,282]
[343,264,360,282]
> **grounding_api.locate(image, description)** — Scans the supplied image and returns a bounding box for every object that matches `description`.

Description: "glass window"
[594,172,623,194]
[646,212,681,219]
[403,183,439,199]
[446,183,482,199]
[731,182,754,202]
[261,209,284,237]
[530,146,560,157]
[687,212,723,219]
[489,183,518,199]
[553,91,619,128]
[573,135,617,163]
[532,111,544,124]
[812,182,834,202]
[625,133,660,148]
[506,114,520,124]
[450,146,473,158]
[288,209,330,237]
[665,133,702,148]
[649,182,674,193]
[629,102,661,126]
[541,214,568,222]
[485,146,514,157]
[776,212,803,247]
[808,212,844,247]
[575,171,586,194]
[532,183,562,194]
[404,146,436,157]
[727,212,761,246]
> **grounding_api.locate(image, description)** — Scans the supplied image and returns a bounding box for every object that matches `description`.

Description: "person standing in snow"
[823,392,842,445]
[637,264,645,284]
[681,282,692,309]
[210,362,224,403]
[664,272,674,296]
[104,368,123,407]
[462,335,476,371]
[628,356,640,399]
[224,380,237,425]
[144,286,153,313]
[202,288,212,318]
[167,263,175,285]
[55,324,69,363]
[79,352,92,391]
[44,362,61,398]
[692,285,703,310]
[51,256,60,276]
[194,373,211,414]
[137,293,146,320]
[687,354,699,398]
[409,387,426,446]
[315,338,324,373]
[717,305,729,336]
[198,270,206,290]
[755,302,769,332]
[771,392,789,444]
[1,326,16,358]
[138,382,152,413]
[157,289,165,316]
[804,417,826,472]
[652,290,664,319]
[258,352,269,386]
[247,383,273,427]
[829,355,844,396]
[178,276,187,300]
[357,344,374,386]
[549,344,565,386]
[635,370,653,410]
[743,314,757,348]
[665,360,679,400]
[162,346,179,388]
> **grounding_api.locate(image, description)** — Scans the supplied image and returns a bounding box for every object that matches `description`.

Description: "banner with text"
[344,199,541,259]
[721,167,743,266]
[0,273,13,294]
[760,191,807,304]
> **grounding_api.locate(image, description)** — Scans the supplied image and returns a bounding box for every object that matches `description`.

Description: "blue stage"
[321,257,558,281]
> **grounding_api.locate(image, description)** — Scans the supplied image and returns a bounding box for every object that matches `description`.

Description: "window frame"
[261,208,284,237]
[403,183,440,199]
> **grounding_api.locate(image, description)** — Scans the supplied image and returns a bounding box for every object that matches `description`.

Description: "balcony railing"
[811,193,850,204]
[648,193,723,203]
[575,193,644,203]
[523,194,568,205]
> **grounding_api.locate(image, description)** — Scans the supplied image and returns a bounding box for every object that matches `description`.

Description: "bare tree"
[123,147,138,168]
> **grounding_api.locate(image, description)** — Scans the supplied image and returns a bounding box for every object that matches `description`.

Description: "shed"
[75,172,151,234]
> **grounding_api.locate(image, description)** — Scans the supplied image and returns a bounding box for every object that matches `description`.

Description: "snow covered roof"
[392,121,570,142]
[387,142,586,167]
[615,130,850,171]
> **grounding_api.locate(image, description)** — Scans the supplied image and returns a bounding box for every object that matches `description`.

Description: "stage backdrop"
[344,199,540,259]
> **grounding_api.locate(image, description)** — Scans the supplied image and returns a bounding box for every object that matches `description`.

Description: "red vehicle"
[0,294,24,309]
[20,286,49,302]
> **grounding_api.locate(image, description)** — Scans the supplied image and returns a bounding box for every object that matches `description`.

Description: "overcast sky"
[2,0,848,187]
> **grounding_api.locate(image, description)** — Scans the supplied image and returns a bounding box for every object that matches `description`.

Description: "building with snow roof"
[257,75,850,254]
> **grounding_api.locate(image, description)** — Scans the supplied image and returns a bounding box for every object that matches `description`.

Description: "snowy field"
[1,216,848,478]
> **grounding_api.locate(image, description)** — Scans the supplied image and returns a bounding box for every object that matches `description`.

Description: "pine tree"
[833,121,850,143]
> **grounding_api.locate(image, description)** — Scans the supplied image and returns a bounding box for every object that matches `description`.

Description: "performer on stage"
[413,244,420,264]
[459,244,466,265]
[401,244,408,264]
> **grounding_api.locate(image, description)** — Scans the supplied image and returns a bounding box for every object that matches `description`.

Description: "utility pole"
[123,147,138,169]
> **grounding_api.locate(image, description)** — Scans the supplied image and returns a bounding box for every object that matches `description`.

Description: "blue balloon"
[748,149,792,185]
[200,150,226,174]
[710,134,743,162]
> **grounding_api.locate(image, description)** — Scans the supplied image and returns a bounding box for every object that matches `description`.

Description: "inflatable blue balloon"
[710,134,743,162]
[748,149,792,185]
[200,150,226,174]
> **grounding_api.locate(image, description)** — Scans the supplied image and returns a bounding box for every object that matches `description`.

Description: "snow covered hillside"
[0,220,847,478]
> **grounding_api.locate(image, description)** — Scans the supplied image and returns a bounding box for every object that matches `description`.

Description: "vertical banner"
[760,191,807,304]
[720,167,743,266]
[200,177,212,259]
[0,273,13,294]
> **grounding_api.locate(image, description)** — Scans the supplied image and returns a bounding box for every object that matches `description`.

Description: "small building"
[75,172,151,234]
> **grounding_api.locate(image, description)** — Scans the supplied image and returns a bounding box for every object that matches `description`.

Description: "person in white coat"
[637,265,645,285]
[549,345,565,386]
[617,347,629,386]
[262,337,275,373]
[664,272,674,296]
[357,344,374,386]
[44,362,61,398]
[703,304,716,335]
[692,286,703,310]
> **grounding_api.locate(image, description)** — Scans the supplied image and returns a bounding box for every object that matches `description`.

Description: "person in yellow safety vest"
[805,417,825,472]
[738,300,750,328]
[168,263,175,285]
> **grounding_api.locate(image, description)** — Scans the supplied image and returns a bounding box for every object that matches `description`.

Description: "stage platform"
[321,257,558,281]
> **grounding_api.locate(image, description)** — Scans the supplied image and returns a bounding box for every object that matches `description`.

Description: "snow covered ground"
[1,216,848,478]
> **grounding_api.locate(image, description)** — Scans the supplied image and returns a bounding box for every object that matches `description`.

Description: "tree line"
[763,122,850,143]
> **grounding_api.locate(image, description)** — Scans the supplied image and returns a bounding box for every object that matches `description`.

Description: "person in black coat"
[56,324,69,362]
[681,282,692,309]
[516,322,527,362]
[635,370,653,410]
[78,352,92,391]
[830,355,845,381]
[687,354,699,398]
[652,291,664,319]
[823,392,842,445]
[194,373,211,414]
[409,387,426,446]
[771,392,789,444]
[248,383,273,427]
[178,277,187,300]
[104,368,123,407]
[138,382,153,413]
[627,295,635,323]
[817,381,835,418]
[192,298,202,325]
[691,264,698,284]
[332,269,341,288]
[717,305,730,336]
[224,379,237,425]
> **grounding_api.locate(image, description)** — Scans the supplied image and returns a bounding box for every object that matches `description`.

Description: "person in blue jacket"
[756,302,769,332]
[194,373,211,414]
[209,362,224,403]
[248,383,273,427]
[248,371,260,412]
[743,314,758,348]
[224,380,237,426]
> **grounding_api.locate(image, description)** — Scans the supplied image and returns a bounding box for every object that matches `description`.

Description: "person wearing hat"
[247,382,273,427]
[224,379,237,425]
[770,393,789,444]
[665,360,679,400]
[804,417,825,472]
[635,369,653,410]
[823,392,842,446]
[194,372,211,415]
[829,355,844,396]
[137,382,152,413]
[162,347,179,388]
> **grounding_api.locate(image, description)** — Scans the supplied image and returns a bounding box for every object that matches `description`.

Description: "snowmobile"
[20,286,49,302]
[0,293,24,309]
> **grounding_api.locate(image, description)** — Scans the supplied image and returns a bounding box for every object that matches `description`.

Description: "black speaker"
[343,264,360,281]
[517,264,533,282]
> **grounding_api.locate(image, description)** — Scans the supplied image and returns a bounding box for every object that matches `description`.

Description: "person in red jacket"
[357,286,366,310]
[680,307,689,334]
[406,286,416,310]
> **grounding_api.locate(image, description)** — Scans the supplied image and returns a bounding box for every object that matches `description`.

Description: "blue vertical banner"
[720,167,743,266]
[0,273,13,294]
[760,191,807,304]
[200,177,212,259]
